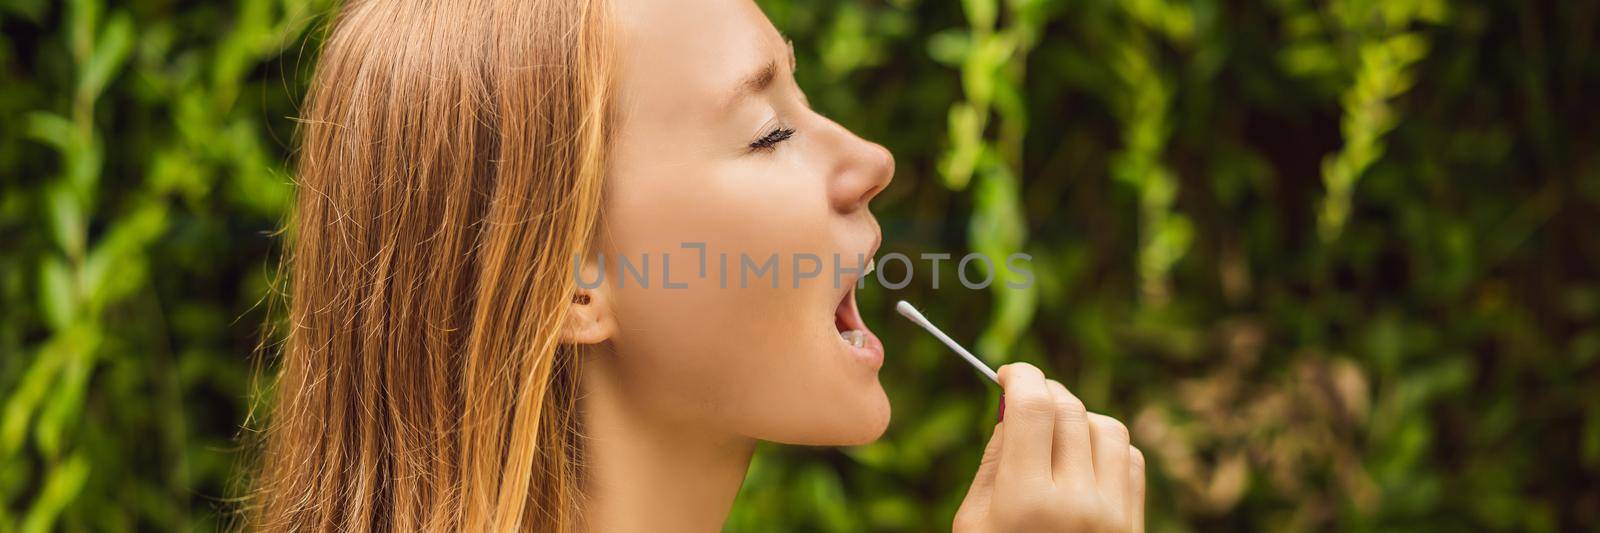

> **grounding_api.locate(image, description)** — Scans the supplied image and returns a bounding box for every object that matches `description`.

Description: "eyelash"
[748,127,795,152]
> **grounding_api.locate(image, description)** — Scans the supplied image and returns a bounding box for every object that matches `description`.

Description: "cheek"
[598,163,889,444]
[606,270,891,445]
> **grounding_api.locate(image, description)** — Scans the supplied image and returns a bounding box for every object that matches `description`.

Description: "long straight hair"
[246,0,613,530]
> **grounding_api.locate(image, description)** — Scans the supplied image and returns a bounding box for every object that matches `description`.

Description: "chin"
[759,381,891,447]
[825,384,894,446]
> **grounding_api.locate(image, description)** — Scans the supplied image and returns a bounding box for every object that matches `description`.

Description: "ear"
[562,260,616,345]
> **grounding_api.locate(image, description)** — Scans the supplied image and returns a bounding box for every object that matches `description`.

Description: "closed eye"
[748,127,795,152]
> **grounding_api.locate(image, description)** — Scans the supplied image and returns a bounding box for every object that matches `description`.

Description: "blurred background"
[2,0,1598,530]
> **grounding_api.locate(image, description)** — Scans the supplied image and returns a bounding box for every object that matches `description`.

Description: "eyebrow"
[724,40,798,110]
[738,60,778,97]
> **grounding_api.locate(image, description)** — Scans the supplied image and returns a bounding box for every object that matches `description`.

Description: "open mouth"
[834,257,876,349]
[835,286,870,348]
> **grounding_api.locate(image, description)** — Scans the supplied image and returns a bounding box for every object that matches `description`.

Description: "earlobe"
[562,287,616,345]
[563,255,616,345]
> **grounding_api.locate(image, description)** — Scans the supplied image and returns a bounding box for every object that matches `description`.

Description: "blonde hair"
[247,0,613,530]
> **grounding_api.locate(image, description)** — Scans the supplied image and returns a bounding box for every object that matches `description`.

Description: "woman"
[248,0,1145,530]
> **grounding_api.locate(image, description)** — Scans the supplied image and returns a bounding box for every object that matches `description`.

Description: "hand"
[953,363,1145,533]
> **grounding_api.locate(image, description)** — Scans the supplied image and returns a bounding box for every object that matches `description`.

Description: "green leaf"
[46,182,85,260]
[21,453,91,533]
[927,30,971,66]
[801,465,854,532]
[24,112,75,151]
[0,342,65,462]
[38,255,76,332]
[81,203,166,306]
[80,12,134,100]
[961,0,996,31]
[66,0,99,61]
[34,339,95,459]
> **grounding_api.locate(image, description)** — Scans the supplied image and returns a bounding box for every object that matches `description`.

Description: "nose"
[825,121,895,214]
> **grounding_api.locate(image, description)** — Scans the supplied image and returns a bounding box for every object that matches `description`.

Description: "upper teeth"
[865,258,875,276]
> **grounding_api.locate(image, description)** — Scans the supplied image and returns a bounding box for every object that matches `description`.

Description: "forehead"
[611,0,785,120]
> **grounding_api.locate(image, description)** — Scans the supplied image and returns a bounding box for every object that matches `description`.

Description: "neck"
[580,353,756,532]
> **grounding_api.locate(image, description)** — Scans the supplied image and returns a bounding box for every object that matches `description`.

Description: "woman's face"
[595,0,894,445]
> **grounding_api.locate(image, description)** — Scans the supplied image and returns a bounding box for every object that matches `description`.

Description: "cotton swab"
[896,301,999,384]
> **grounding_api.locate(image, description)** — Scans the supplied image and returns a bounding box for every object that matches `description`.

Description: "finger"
[1129,446,1146,533]
[996,363,1055,487]
[957,424,1005,519]
[1088,413,1131,514]
[1044,380,1093,486]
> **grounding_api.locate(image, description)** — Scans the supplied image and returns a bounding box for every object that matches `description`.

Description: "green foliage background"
[2,0,1597,531]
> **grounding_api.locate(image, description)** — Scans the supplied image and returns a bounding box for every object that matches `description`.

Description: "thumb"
[957,424,1005,520]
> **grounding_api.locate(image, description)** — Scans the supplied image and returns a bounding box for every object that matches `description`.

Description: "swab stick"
[896,301,999,384]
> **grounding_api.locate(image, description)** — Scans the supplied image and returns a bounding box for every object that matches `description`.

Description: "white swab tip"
[895,300,921,320]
